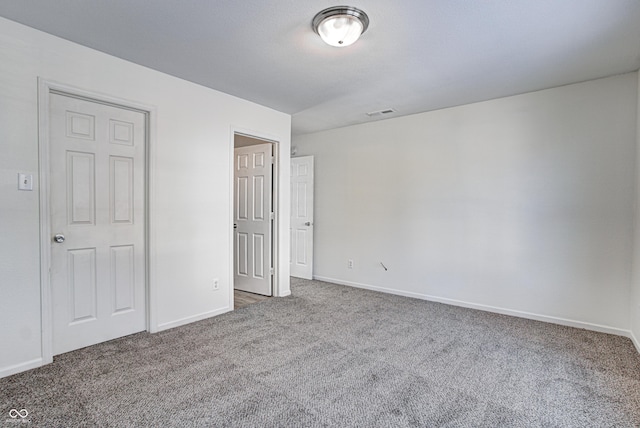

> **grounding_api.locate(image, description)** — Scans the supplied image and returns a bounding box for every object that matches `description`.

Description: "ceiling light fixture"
[312,6,369,47]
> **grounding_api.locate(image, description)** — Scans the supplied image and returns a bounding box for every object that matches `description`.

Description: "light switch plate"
[18,173,33,191]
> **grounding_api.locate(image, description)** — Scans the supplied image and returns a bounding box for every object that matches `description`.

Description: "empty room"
[1,1,640,426]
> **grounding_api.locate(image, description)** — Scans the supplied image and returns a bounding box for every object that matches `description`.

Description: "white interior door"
[50,93,146,355]
[234,143,273,296]
[290,156,314,279]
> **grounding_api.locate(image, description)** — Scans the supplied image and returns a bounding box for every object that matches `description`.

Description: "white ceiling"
[1,1,639,135]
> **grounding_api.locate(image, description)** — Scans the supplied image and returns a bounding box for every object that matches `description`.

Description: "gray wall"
[294,73,638,336]
[0,17,291,377]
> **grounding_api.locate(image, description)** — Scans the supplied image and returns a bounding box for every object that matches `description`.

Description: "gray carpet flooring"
[2,278,640,427]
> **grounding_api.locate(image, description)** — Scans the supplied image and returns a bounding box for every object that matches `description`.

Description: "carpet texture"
[2,278,640,427]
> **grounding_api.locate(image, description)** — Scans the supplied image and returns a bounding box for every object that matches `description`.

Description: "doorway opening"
[233,133,279,304]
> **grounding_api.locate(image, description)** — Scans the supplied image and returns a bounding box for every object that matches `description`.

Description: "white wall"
[0,17,290,377]
[632,72,640,352]
[294,73,637,335]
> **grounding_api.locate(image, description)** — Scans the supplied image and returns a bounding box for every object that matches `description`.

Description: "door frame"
[37,78,157,364]
[230,129,283,308]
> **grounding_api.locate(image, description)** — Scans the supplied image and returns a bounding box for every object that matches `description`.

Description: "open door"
[234,142,273,296]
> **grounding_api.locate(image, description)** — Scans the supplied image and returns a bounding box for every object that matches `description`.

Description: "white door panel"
[234,143,273,296]
[290,156,314,279]
[50,93,146,355]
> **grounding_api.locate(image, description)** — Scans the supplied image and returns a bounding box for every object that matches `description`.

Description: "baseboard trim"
[278,290,292,297]
[156,307,232,332]
[0,358,44,379]
[313,276,631,338]
[630,330,640,354]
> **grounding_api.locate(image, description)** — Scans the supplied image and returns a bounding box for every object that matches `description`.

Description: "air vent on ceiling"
[366,108,396,117]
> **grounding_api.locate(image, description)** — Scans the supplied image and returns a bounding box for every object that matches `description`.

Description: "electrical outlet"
[18,173,33,191]
[347,259,354,269]
[212,278,219,291]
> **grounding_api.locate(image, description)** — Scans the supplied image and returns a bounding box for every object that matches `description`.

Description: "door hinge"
[270,156,274,164]
[269,267,274,276]
[269,212,274,220]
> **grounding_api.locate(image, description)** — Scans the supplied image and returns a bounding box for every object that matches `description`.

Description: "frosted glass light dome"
[317,15,364,47]
[312,6,369,48]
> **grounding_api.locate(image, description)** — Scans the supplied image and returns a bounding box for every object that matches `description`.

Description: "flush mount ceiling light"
[312,6,369,47]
